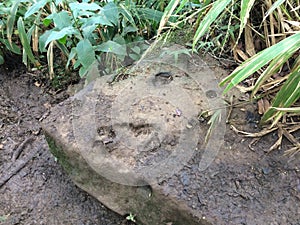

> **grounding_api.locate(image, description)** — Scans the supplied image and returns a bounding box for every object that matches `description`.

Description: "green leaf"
[264,0,285,20]
[137,8,164,23]
[119,3,136,27]
[0,38,21,54]
[237,0,255,43]
[39,30,51,52]
[52,11,72,30]
[45,27,79,47]
[69,2,101,12]
[7,0,21,48]
[81,15,113,27]
[220,32,300,93]
[261,68,300,126]
[17,17,38,66]
[193,0,231,49]
[43,18,52,26]
[102,2,119,25]
[66,47,76,69]
[0,54,4,65]
[96,40,126,56]
[251,42,298,97]
[76,39,95,69]
[25,0,49,18]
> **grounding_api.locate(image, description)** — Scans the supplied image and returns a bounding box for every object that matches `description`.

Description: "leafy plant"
[2,0,167,78]
[0,1,22,65]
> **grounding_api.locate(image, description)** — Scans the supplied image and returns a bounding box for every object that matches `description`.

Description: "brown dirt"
[0,58,299,225]
[0,64,132,225]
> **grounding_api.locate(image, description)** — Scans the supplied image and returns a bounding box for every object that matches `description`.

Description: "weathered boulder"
[42,46,226,225]
[42,45,300,224]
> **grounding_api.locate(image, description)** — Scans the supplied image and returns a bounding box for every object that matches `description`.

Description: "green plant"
[0,0,22,65]
[5,0,167,78]
[160,0,299,126]
[126,213,136,222]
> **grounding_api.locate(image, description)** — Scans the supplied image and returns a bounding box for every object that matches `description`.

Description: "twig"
[12,136,35,161]
[0,144,42,188]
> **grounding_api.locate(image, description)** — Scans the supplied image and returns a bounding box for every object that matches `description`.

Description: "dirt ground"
[0,59,299,225]
[0,64,132,225]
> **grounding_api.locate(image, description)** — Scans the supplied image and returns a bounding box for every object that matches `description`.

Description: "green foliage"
[0,0,166,76]
[161,0,299,125]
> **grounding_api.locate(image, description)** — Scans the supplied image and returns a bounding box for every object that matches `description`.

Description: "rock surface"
[42,47,300,225]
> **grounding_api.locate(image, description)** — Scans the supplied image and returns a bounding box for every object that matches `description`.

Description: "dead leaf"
[257,98,270,115]
[245,20,256,56]
[34,81,41,87]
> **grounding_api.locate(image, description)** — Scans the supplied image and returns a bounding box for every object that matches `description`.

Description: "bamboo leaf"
[237,0,255,44]
[261,67,300,125]
[272,107,300,113]
[251,43,298,97]
[193,0,231,49]
[220,32,300,93]
[158,0,180,33]
[263,0,285,21]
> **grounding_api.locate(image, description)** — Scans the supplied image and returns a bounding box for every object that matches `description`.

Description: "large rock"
[42,47,225,225]
[43,46,300,224]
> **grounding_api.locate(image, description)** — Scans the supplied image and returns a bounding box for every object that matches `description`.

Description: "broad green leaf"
[66,47,76,69]
[25,0,49,18]
[96,40,127,56]
[220,32,300,93]
[193,0,231,49]
[43,18,52,26]
[81,15,113,27]
[76,39,95,69]
[69,3,94,18]
[53,11,72,30]
[17,17,38,66]
[82,25,97,40]
[102,2,119,25]
[69,2,101,12]
[39,30,51,52]
[45,27,79,47]
[122,25,138,35]
[137,8,164,23]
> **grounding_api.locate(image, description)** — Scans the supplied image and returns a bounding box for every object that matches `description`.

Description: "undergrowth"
[0,0,299,153]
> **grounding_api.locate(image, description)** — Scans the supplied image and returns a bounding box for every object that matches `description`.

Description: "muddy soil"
[0,65,131,225]
[0,59,299,225]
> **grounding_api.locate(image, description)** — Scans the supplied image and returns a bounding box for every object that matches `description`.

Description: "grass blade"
[157,0,180,37]
[263,0,285,21]
[220,32,300,93]
[272,107,300,113]
[251,43,298,97]
[237,0,255,44]
[192,0,231,49]
[261,66,300,126]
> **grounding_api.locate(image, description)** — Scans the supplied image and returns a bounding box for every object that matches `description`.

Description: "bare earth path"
[0,65,129,225]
